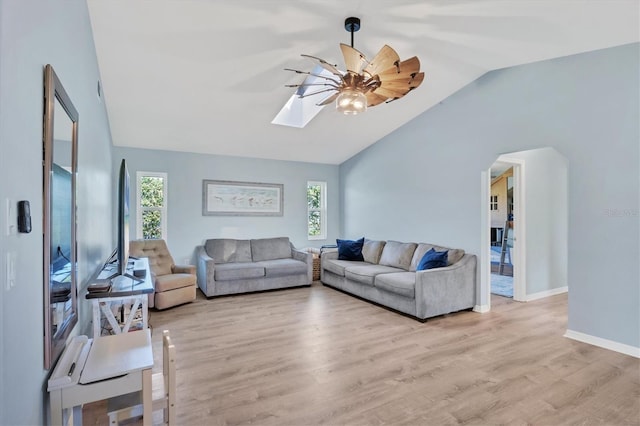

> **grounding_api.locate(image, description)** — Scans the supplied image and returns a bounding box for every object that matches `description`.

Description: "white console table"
[86,258,154,337]
[48,329,153,426]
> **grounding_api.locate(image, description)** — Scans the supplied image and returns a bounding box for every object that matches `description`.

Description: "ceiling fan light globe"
[336,89,367,115]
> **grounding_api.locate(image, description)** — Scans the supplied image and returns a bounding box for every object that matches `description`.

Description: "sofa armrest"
[321,249,338,261]
[292,248,313,284]
[173,264,196,275]
[320,249,338,282]
[196,245,216,296]
[414,254,477,319]
[291,248,308,262]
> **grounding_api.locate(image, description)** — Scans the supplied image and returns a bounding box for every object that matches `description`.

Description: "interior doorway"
[489,162,515,298]
[479,156,526,312]
[479,147,569,313]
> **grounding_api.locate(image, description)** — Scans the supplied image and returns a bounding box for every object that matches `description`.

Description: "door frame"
[479,157,527,311]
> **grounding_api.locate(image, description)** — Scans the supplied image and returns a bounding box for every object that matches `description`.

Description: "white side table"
[49,329,154,426]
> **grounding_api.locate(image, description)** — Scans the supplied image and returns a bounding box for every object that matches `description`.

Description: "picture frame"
[202,180,284,216]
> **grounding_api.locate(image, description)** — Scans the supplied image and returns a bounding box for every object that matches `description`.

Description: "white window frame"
[307,180,327,240]
[136,171,168,240]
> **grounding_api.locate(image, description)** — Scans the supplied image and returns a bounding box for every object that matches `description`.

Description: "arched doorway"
[479,147,568,311]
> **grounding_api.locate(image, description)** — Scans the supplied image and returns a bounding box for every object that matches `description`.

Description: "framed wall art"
[202,180,284,216]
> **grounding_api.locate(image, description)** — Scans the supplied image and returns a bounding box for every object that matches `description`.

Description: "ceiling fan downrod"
[344,17,360,48]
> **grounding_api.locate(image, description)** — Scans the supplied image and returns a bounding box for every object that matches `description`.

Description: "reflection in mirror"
[50,102,73,335]
[43,64,79,369]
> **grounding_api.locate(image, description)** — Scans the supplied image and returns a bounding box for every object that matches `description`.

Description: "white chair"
[107,330,176,425]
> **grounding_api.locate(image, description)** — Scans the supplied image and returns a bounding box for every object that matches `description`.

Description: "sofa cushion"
[362,239,386,264]
[410,244,434,271]
[205,239,252,263]
[441,247,465,265]
[214,262,265,281]
[323,259,362,277]
[256,259,307,278]
[154,273,196,292]
[344,264,403,286]
[374,272,416,299]
[337,237,364,261]
[378,241,417,271]
[417,248,448,271]
[410,243,466,271]
[251,237,291,261]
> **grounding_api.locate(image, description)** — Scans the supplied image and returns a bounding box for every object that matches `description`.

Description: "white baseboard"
[473,304,490,313]
[525,286,568,301]
[564,329,640,358]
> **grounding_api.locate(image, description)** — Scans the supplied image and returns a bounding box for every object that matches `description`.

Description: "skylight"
[271,65,334,128]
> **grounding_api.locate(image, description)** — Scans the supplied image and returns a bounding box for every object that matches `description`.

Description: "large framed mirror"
[43,64,79,369]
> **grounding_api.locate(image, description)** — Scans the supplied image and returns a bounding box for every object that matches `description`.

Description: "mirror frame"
[43,64,79,369]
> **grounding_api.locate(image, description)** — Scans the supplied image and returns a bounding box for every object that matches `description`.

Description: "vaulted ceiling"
[87,0,639,165]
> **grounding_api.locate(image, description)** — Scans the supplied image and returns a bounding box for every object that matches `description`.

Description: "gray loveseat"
[321,239,476,320]
[196,237,312,297]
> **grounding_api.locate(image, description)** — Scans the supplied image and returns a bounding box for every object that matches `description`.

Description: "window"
[490,195,498,211]
[307,181,327,240]
[136,172,167,240]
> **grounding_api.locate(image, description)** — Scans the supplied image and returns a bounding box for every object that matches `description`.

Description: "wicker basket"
[312,254,321,281]
[306,248,322,281]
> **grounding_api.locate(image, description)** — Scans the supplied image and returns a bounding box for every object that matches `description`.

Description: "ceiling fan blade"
[400,56,421,72]
[370,86,408,99]
[381,72,425,90]
[381,82,413,91]
[376,57,421,80]
[380,79,421,91]
[284,68,342,85]
[317,92,340,106]
[363,45,400,77]
[408,72,424,89]
[286,63,346,99]
[298,87,339,99]
[301,54,344,80]
[377,70,423,85]
[339,43,367,74]
[286,83,340,90]
[377,73,418,87]
[366,92,388,107]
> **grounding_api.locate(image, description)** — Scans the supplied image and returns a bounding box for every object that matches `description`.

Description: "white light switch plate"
[6,198,15,236]
[6,252,15,290]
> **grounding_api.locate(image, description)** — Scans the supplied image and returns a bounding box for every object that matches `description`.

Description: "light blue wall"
[0,0,114,424]
[113,147,341,263]
[341,43,639,349]
[500,148,568,296]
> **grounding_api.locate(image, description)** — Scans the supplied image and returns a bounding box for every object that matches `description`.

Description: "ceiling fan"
[284,17,424,118]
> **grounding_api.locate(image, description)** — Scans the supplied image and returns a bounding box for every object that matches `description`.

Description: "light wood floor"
[84,282,640,425]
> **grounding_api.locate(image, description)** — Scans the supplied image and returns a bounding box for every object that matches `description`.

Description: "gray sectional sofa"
[196,237,312,297]
[321,239,476,320]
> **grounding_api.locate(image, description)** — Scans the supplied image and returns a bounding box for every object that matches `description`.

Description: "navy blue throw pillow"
[336,237,365,261]
[417,248,448,271]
